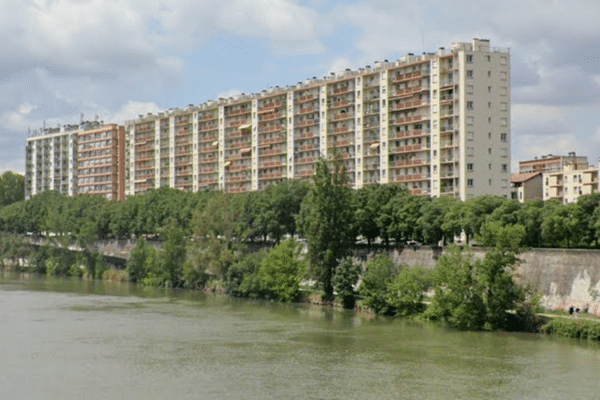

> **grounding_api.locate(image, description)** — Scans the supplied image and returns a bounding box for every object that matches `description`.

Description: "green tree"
[126,238,152,283]
[431,241,524,330]
[358,253,400,315]
[417,196,458,245]
[296,156,355,300]
[352,186,380,247]
[430,246,486,329]
[0,171,24,208]
[255,238,306,302]
[386,267,431,316]
[334,257,361,309]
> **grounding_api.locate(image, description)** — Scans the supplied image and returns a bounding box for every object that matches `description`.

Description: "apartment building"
[25,121,125,200]
[125,38,511,199]
[77,124,125,200]
[511,153,600,203]
[25,125,78,199]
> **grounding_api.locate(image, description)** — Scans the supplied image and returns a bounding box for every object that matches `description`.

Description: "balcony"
[392,71,422,83]
[259,125,285,134]
[295,119,319,127]
[260,112,284,122]
[296,94,315,103]
[389,115,425,126]
[296,107,316,116]
[258,101,283,114]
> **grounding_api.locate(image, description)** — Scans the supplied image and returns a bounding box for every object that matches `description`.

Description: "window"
[466,147,474,156]
[488,132,492,139]
[489,179,492,186]
[500,56,507,65]
[487,71,491,77]
[489,163,492,170]
[501,102,508,111]
[433,105,438,113]
[466,85,474,94]
[488,101,492,108]
[487,55,491,62]
[500,71,507,80]
[467,163,474,171]
[467,178,474,187]
[433,89,438,99]
[466,54,473,63]
[433,120,438,129]
[500,118,508,127]
[467,101,474,110]
[501,149,508,157]
[432,60,438,68]
[466,70,474,79]
[501,164,508,172]
[467,116,474,125]
[432,74,438,84]
[488,148,492,155]
[433,150,437,157]
[500,87,507,95]
[467,131,474,140]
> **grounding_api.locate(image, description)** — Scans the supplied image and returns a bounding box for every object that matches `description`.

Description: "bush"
[542,318,600,340]
[102,269,129,282]
[334,257,361,309]
[358,253,400,315]
[386,267,432,317]
[255,239,305,302]
[225,250,266,297]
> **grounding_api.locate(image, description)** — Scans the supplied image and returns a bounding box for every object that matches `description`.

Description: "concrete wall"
[382,245,600,315]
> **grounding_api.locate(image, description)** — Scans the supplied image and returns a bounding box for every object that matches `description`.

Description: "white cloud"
[106,101,163,124]
[217,89,243,99]
[18,102,37,115]
[324,57,352,75]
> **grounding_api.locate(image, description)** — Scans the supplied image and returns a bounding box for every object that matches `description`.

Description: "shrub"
[334,257,361,309]
[255,239,305,302]
[358,253,400,315]
[386,267,432,317]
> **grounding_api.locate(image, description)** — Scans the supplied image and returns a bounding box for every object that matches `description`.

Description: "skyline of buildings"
[25,38,512,201]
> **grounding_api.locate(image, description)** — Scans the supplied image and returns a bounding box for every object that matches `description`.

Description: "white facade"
[119,38,510,199]
[25,126,79,199]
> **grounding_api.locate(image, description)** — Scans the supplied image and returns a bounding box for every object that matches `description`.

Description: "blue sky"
[2,0,600,173]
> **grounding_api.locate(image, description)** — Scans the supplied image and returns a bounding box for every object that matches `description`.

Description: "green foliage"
[430,246,486,329]
[476,220,526,249]
[386,267,432,317]
[417,196,458,245]
[225,250,267,297]
[0,233,33,269]
[297,156,355,300]
[542,318,600,340]
[126,239,153,283]
[358,253,400,315]
[430,243,524,331]
[0,171,24,208]
[102,269,129,282]
[254,239,306,302]
[334,257,361,309]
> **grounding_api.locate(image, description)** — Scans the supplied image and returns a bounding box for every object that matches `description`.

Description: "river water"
[1,273,599,399]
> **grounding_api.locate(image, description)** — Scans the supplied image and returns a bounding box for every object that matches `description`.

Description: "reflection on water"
[1,272,600,400]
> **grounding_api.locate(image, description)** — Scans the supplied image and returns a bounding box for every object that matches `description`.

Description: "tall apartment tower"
[125,38,510,199]
[25,122,125,200]
[25,125,79,199]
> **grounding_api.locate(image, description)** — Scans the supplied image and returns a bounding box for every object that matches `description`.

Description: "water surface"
[1,273,599,399]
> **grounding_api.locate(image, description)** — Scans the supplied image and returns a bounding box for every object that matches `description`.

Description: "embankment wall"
[376,246,600,315]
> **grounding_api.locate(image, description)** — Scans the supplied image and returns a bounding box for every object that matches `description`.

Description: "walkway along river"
[1,273,600,400]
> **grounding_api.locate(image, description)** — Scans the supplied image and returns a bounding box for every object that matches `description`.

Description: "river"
[1,273,599,399]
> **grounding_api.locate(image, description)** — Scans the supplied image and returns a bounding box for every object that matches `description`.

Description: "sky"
[2,0,600,174]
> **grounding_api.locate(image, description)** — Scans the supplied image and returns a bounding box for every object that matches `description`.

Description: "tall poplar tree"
[296,155,355,301]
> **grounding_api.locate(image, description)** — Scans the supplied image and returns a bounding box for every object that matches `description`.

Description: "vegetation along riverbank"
[3,157,600,340]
